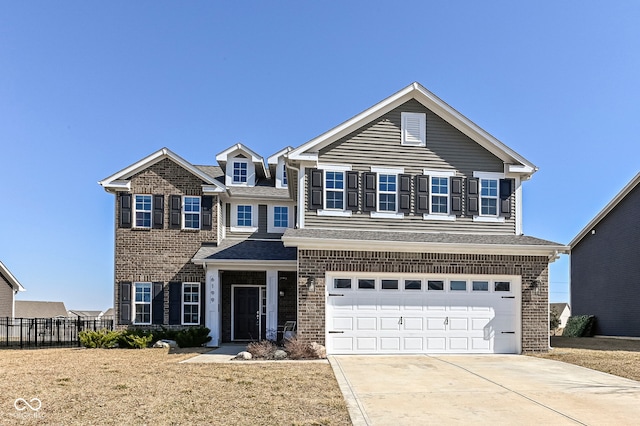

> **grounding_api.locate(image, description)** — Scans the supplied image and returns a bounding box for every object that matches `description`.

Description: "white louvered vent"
[401,112,426,146]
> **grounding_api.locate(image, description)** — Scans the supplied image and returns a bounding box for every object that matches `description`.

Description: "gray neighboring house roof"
[102,308,115,317]
[192,239,297,263]
[68,310,103,318]
[550,303,570,313]
[283,228,567,256]
[15,301,68,318]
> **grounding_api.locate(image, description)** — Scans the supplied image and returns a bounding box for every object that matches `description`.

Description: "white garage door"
[326,275,520,354]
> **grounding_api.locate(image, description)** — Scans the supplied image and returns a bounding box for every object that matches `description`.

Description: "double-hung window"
[325,171,344,210]
[378,174,397,212]
[274,206,288,228]
[183,196,201,229]
[237,205,252,227]
[134,283,151,324]
[232,161,248,184]
[431,176,449,214]
[480,178,498,216]
[182,283,200,325]
[134,195,152,228]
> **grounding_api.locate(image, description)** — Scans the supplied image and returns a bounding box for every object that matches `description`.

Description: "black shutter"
[200,283,206,326]
[152,195,164,229]
[202,196,213,230]
[450,177,463,216]
[170,195,181,229]
[119,193,132,228]
[415,175,429,214]
[363,172,377,212]
[500,179,514,217]
[119,281,131,325]
[398,174,412,213]
[467,178,479,215]
[308,169,323,211]
[152,282,164,325]
[346,171,359,211]
[168,282,181,325]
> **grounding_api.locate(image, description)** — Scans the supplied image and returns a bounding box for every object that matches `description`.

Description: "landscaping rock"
[274,349,288,360]
[310,342,327,359]
[153,339,178,349]
[236,351,252,360]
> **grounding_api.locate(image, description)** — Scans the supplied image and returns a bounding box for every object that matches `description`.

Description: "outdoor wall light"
[307,277,316,292]
[532,279,541,295]
[279,291,285,297]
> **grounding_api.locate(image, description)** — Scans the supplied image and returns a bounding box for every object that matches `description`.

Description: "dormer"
[215,143,268,187]
[267,146,293,189]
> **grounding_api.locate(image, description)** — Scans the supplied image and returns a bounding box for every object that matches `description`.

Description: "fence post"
[19,318,23,349]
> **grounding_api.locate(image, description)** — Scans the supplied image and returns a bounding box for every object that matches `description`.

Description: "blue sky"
[1,2,638,310]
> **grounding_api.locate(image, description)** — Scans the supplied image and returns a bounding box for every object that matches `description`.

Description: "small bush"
[175,327,212,348]
[247,340,277,359]
[284,337,315,359]
[563,315,596,337]
[79,329,122,348]
[119,329,154,349]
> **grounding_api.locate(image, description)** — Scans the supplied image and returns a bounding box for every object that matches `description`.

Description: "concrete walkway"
[180,344,247,363]
[329,355,640,425]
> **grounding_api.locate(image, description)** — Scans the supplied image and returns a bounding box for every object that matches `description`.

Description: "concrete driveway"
[329,355,640,425]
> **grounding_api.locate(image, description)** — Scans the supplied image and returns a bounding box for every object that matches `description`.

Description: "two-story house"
[100,82,566,353]
[1,260,26,318]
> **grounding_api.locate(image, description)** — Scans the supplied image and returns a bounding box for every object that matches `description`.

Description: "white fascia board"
[216,143,268,179]
[202,184,227,194]
[267,146,293,165]
[0,261,26,292]
[282,236,570,258]
[569,171,640,248]
[101,180,131,193]
[191,258,297,270]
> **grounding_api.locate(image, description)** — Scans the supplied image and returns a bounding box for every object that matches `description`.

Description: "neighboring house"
[99,82,566,354]
[0,261,26,318]
[550,302,571,329]
[570,172,640,337]
[102,308,115,318]
[68,310,104,319]
[14,301,68,318]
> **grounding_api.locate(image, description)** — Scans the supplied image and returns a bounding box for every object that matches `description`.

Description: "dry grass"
[532,337,640,381]
[0,347,350,425]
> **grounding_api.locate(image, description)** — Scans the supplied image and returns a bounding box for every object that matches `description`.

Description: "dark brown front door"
[233,286,260,340]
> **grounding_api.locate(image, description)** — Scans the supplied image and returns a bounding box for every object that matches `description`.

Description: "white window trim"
[182,195,201,230]
[268,205,291,233]
[315,164,352,217]
[323,170,346,211]
[275,157,288,189]
[231,203,258,232]
[133,194,152,229]
[401,112,426,146]
[133,282,152,325]
[182,282,200,326]
[371,167,404,216]
[226,158,256,187]
[473,171,505,223]
[422,169,457,221]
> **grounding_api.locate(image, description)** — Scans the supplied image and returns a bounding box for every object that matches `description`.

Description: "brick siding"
[297,250,550,352]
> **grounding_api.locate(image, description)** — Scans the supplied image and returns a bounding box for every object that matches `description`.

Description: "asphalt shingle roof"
[193,239,297,262]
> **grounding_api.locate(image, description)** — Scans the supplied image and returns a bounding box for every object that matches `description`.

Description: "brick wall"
[114,158,218,325]
[297,250,550,352]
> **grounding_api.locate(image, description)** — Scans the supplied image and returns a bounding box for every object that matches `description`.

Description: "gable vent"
[401,112,426,146]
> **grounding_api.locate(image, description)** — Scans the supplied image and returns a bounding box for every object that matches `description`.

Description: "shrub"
[284,337,315,359]
[563,315,596,337]
[175,327,212,348]
[247,340,277,359]
[118,329,154,349]
[79,329,121,349]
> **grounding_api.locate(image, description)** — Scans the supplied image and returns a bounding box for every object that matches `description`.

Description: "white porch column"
[205,267,221,347]
[266,269,278,341]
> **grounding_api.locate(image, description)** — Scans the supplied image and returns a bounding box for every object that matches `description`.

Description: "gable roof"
[98,148,227,193]
[15,301,68,318]
[288,82,537,178]
[550,302,570,313]
[0,261,26,292]
[570,172,640,248]
[215,143,269,179]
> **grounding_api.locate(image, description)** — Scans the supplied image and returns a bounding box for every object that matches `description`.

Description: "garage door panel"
[380,317,401,330]
[331,337,353,351]
[426,318,446,330]
[403,337,423,351]
[356,337,377,351]
[426,337,446,350]
[332,317,353,330]
[380,337,400,351]
[356,317,377,330]
[403,317,423,330]
[356,298,378,310]
[449,337,469,351]
[448,317,468,331]
[471,337,491,350]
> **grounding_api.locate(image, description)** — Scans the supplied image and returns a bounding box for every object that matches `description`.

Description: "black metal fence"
[0,316,114,349]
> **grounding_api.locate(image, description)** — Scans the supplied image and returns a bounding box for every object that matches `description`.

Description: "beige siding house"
[0,261,26,318]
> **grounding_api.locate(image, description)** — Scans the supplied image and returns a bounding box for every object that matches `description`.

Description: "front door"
[233,286,261,340]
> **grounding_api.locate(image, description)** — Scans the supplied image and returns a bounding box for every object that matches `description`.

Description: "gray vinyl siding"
[306,99,515,233]
[571,183,640,337]
[0,273,15,318]
[225,202,286,240]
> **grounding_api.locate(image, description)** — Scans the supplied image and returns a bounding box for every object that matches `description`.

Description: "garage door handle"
[501,331,515,334]
[328,293,344,297]
[328,331,344,334]
[501,296,515,299]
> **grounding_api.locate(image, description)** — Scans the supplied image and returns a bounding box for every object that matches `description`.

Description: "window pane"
[379,174,396,192]
[326,191,344,209]
[233,162,248,183]
[135,195,152,227]
[381,279,399,290]
[481,179,497,196]
[495,281,510,292]
[428,280,444,291]
[334,278,351,289]
[379,193,396,211]
[274,206,288,228]
[481,198,497,215]
[432,177,448,194]
[432,195,448,214]
[237,205,252,226]
[326,172,344,189]
[404,280,421,290]
[450,280,467,291]
[358,279,375,289]
[472,281,489,291]
[282,168,287,186]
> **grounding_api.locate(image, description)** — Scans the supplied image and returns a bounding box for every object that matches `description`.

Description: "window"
[480,178,498,216]
[134,195,152,228]
[325,171,344,210]
[431,177,449,214]
[282,167,287,186]
[404,280,422,290]
[182,283,200,325]
[334,278,351,289]
[274,206,288,228]
[183,196,200,229]
[472,281,489,292]
[134,283,151,324]
[401,112,426,146]
[450,280,467,291]
[427,280,444,291]
[237,205,252,227]
[381,279,399,290]
[232,161,248,184]
[495,281,511,292]
[378,174,397,212]
[358,279,375,289]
